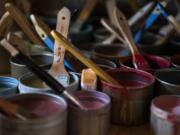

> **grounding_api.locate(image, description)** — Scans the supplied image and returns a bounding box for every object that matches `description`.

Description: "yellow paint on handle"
[51,30,120,86]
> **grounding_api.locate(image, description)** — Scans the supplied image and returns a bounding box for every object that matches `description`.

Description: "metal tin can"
[10,52,53,79]
[0,93,67,135]
[0,76,18,97]
[151,95,180,135]
[68,91,111,135]
[155,68,180,95]
[101,68,155,126]
[18,72,79,93]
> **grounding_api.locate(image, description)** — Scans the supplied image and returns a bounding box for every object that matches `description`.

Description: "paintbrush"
[0,39,87,111]
[71,0,97,33]
[48,7,70,87]
[0,97,33,120]
[0,11,12,38]
[5,3,42,45]
[30,14,76,72]
[113,8,150,70]
[51,30,120,85]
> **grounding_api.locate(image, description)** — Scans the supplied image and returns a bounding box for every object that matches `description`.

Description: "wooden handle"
[0,11,12,38]
[7,32,31,57]
[5,3,42,45]
[113,8,138,55]
[167,16,180,34]
[105,0,116,23]
[51,30,120,86]
[78,0,97,22]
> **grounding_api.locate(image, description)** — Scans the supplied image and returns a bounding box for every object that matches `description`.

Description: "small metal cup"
[68,91,111,135]
[0,77,18,97]
[155,68,180,95]
[10,52,53,79]
[101,68,155,126]
[151,95,180,135]
[1,93,67,135]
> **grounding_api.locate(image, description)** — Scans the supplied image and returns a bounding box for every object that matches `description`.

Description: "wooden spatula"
[5,3,42,45]
[113,8,150,70]
[48,7,70,87]
[0,11,12,38]
[51,30,120,85]
[71,0,97,33]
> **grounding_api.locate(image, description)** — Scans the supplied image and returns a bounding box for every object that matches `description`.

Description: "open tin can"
[0,93,67,135]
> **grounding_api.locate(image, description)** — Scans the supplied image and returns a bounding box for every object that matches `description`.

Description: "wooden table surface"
[109,124,152,135]
[1,73,153,135]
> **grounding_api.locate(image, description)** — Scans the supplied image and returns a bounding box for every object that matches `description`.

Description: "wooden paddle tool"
[113,8,150,70]
[5,3,42,45]
[0,97,34,120]
[0,39,86,110]
[71,0,97,33]
[51,30,120,85]
[103,1,154,44]
[0,11,12,38]
[48,7,70,87]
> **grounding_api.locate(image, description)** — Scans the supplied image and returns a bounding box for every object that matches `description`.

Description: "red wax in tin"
[119,80,146,87]
[13,98,64,119]
[80,99,105,110]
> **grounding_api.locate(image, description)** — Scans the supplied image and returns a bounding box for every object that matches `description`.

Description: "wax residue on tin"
[118,80,147,87]
[13,98,64,119]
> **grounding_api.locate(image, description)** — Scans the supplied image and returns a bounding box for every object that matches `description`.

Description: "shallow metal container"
[0,93,67,135]
[18,72,79,93]
[101,68,155,126]
[68,91,111,135]
[0,77,18,97]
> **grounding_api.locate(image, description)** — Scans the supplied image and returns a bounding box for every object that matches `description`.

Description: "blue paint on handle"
[43,36,76,72]
[134,3,162,43]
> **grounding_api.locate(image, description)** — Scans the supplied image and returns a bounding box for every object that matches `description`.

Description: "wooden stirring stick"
[71,0,97,32]
[0,97,33,120]
[0,11,12,38]
[7,32,31,57]
[0,39,86,110]
[48,7,70,87]
[51,30,120,85]
[113,8,150,70]
[5,3,42,45]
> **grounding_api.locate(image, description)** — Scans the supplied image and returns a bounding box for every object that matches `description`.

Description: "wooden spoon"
[113,8,150,70]
[71,0,97,33]
[48,7,70,87]
[5,3,42,45]
[51,30,120,85]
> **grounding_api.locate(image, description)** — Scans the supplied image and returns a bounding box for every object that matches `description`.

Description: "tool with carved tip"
[48,7,70,87]
[113,8,150,70]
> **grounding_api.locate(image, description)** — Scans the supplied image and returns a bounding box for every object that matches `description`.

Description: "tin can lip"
[68,91,111,111]
[0,76,18,91]
[155,68,180,88]
[3,92,67,122]
[151,95,180,119]
[101,68,155,90]
[18,71,79,91]
[9,52,53,67]
[171,55,180,68]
